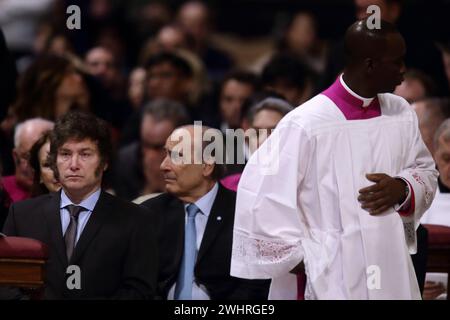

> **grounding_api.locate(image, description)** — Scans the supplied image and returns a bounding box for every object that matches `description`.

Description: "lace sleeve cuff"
[231,230,303,279]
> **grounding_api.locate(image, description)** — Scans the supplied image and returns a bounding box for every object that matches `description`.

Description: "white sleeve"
[395,110,438,253]
[230,121,313,279]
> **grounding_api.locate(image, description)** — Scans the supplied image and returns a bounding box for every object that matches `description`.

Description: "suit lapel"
[70,191,110,264]
[170,198,185,269]
[197,185,228,263]
[43,191,68,266]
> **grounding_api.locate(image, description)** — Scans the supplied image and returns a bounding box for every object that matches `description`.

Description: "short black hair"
[344,18,399,64]
[261,54,310,90]
[144,51,193,78]
[220,70,260,93]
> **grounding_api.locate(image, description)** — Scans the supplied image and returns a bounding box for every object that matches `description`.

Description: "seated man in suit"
[2,111,157,299]
[141,124,270,300]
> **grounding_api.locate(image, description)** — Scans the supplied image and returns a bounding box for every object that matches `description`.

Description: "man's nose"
[400,61,407,74]
[69,155,80,170]
[160,155,170,171]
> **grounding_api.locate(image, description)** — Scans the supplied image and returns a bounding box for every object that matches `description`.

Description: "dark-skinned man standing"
[231,19,438,299]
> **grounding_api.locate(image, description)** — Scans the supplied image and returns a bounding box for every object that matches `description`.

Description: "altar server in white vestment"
[230,19,438,300]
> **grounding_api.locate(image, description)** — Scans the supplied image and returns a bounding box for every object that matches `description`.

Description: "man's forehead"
[165,128,198,148]
[60,138,98,149]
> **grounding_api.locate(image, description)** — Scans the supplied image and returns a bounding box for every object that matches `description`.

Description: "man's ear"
[103,162,108,172]
[365,58,375,74]
[12,148,18,164]
[202,162,214,178]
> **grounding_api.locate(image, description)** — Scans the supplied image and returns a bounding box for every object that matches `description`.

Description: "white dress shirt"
[60,188,101,244]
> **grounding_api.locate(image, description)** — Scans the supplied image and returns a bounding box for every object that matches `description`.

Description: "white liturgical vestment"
[230,76,438,300]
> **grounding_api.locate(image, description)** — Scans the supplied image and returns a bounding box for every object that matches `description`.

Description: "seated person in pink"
[2,118,53,202]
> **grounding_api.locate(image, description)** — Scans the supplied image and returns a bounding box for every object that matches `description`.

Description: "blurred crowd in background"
[0,0,449,220]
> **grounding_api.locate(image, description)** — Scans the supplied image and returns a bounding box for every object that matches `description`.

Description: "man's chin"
[165,185,180,196]
[62,180,84,190]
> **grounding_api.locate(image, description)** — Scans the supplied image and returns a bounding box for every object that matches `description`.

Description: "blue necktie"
[174,203,200,300]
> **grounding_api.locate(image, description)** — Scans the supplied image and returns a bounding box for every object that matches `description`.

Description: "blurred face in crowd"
[434,134,450,188]
[56,139,107,201]
[55,72,90,119]
[177,2,209,45]
[86,47,117,88]
[413,101,436,155]
[157,26,187,51]
[267,81,305,107]
[394,78,426,103]
[38,140,61,192]
[286,13,316,53]
[220,80,254,129]
[13,125,51,190]
[146,62,189,102]
[140,115,176,193]
[48,35,73,56]
[128,67,146,109]
[161,126,214,202]
[251,109,284,149]
[442,50,450,85]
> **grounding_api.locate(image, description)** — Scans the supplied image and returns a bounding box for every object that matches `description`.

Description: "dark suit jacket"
[2,190,157,299]
[114,142,144,201]
[141,184,270,300]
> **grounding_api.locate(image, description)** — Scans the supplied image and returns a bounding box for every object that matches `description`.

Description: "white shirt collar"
[185,182,219,217]
[340,74,374,108]
[60,188,101,211]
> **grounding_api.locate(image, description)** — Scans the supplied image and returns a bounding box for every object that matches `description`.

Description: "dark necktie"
[64,205,84,261]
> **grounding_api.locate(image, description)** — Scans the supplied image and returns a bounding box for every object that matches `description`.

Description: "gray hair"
[247,97,294,125]
[142,98,190,127]
[417,97,450,126]
[434,118,450,151]
[14,118,54,148]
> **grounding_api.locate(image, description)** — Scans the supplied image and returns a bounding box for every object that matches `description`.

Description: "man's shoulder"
[140,192,178,211]
[213,184,237,215]
[140,186,236,211]
[282,94,344,126]
[101,191,149,217]
[216,183,236,202]
[378,93,415,118]
[12,193,55,210]
[9,193,56,222]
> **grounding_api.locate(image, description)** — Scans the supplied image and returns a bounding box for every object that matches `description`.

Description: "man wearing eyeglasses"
[114,99,190,201]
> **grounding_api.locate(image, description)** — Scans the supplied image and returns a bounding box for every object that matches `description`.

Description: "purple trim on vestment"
[321,77,381,120]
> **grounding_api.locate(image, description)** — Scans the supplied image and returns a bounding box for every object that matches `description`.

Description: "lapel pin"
[217,216,222,221]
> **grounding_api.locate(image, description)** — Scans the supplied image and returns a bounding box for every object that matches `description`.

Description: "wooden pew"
[0,236,49,299]
[423,224,450,300]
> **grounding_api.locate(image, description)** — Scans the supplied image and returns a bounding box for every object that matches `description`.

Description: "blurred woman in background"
[29,130,60,196]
